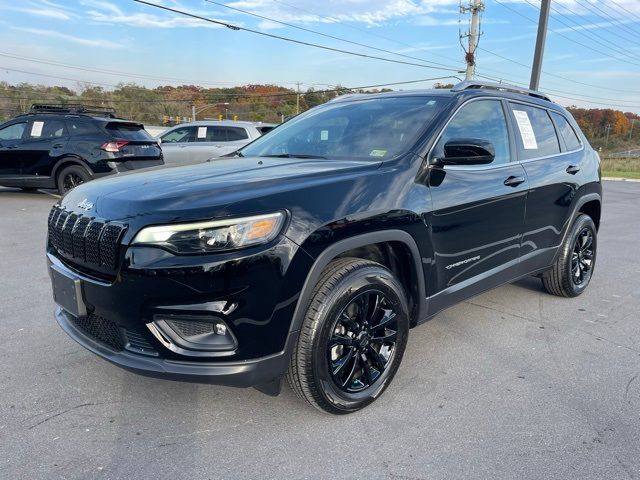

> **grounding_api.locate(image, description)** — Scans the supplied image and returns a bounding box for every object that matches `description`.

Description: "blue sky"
[1,0,639,112]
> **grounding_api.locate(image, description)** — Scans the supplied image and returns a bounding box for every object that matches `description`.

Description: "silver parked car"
[158,120,276,165]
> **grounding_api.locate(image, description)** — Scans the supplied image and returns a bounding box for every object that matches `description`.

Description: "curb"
[603,177,640,183]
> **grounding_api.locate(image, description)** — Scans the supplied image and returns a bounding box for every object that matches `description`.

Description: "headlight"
[132,212,285,254]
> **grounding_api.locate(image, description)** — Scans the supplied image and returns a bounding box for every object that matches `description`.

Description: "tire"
[542,214,597,297]
[57,165,91,195]
[286,257,409,414]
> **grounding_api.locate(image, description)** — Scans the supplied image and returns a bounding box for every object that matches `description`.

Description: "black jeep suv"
[46,82,601,413]
[0,104,163,194]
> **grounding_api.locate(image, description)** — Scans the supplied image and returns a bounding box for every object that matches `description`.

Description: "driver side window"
[436,100,511,165]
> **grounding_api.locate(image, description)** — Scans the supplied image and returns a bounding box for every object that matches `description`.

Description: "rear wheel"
[286,258,409,414]
[542,214,597,297]
[57,165,90,195]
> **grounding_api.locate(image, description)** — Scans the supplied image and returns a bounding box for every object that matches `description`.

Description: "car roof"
[327,80,560,111]
[174,120,276,128]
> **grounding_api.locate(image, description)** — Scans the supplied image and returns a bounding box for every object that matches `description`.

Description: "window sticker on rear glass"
[197,126,207,139]
[512,110,538,150]
[31,121,44,138]
[369,149,387,157]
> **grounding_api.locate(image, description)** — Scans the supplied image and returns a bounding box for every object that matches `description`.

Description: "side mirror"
[435,138,495,166]
[157,137,162,145]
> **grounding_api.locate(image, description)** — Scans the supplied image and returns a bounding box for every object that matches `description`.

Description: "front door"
[427,98,527,313]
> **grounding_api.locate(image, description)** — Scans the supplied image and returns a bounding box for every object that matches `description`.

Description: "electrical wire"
[133,1,461,73]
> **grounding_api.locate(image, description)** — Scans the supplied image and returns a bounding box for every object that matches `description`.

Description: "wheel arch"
[52,156,94,186]
[288,230,427,337]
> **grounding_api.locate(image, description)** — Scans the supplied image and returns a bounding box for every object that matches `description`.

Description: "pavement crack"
[27,403,98,430]
[624,373,638,404]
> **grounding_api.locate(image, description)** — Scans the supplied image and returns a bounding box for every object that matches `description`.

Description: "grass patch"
[601,157,640,179]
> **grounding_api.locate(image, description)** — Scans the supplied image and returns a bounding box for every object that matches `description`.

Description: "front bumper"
[56,307,295,388]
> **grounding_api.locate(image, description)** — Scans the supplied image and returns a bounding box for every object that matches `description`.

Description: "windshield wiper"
[260,153,326,159]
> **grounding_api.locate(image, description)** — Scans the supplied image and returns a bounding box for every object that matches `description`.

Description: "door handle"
[504,176,525,187]
[566,165,580,175]
[52,143,64,149]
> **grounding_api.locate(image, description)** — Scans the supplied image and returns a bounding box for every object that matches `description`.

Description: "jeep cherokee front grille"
[48,206,126,274]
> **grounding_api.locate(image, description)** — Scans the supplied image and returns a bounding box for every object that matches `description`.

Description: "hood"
[61,156,380,221]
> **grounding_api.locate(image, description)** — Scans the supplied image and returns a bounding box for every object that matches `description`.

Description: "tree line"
[1,81,638,153]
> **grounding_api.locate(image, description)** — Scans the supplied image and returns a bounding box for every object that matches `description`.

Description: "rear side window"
[27,119,67,139]
[161,126,197,143]
[203,127,226,142]
[436,99,511,165]
[106,123,153,141]
[509,103,560,160]
[66,119,101,137]
[551,112,582,151]
[0,122,26,140]
[225,127,249,141]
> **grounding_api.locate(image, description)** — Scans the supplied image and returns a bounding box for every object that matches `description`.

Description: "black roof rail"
[451,80,551,102]
[29,104,117,117]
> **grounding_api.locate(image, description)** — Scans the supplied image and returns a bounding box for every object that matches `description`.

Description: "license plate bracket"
[50,265,87,317]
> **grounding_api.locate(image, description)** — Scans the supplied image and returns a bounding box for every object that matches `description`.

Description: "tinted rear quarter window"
[66,118,102,137]
[226,127,249,141]
[106,123,153,141]
[551,112,582,151]
[509,103,560,160]
[0,122,27,140]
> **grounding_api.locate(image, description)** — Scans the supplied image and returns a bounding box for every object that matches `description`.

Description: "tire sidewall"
[565,214,597,296]
[309,266,409,413]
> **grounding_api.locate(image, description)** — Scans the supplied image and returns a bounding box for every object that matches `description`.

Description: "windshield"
[240,96,445,160]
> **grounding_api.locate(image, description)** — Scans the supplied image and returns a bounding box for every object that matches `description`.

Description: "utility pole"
[296,82,301,115]
[460,0,484,81]
[530,0,551,90]
[605,123,612,149]
[629,118,636,142]
[192,104,196,122]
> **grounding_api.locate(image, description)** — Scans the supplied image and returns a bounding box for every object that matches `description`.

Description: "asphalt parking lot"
[1,180,639,480]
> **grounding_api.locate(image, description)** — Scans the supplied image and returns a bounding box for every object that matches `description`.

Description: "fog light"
[149,315,237,355]
[214,323,227,335]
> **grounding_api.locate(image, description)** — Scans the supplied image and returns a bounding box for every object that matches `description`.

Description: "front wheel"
[286,258,409,414]
[542,214,597,297]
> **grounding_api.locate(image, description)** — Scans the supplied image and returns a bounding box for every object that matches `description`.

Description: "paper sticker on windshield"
[512,110,538,150]
[369,149,387,157]
[197,126,207,139]
[31,121,44,138]
[320,130,329,141]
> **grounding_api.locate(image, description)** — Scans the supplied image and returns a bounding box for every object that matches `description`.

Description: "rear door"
[0,121,27,177]
[20,117,69,176]
[208,126,251,158]
[508,103,580,270]
[427,98,527,312]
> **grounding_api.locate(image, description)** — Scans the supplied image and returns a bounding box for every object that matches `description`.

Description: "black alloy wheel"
[287,258,409,414]
[571,227,594,286]
[328,290,398,393]
[542,213,597,297]
[57,165,91,195]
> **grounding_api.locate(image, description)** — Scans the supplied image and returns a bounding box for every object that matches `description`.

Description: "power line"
[541,0,640,62]
[0,75,460,104]
[0,51,300,88]
[133,0,460,73]
[573,0,640,45]
[201,0,463,73]
[521,0,640,66]
[607,0,640,25]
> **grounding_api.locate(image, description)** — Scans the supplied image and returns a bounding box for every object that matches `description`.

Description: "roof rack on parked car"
[451,80,551,102]
[29,104,117,118]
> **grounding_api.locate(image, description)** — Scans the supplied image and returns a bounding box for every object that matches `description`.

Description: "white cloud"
[0,1,78,20]
[10,27,124,49]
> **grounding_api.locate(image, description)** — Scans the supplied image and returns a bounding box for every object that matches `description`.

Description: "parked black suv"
[47,82,601,413]
[0,104,163,194]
